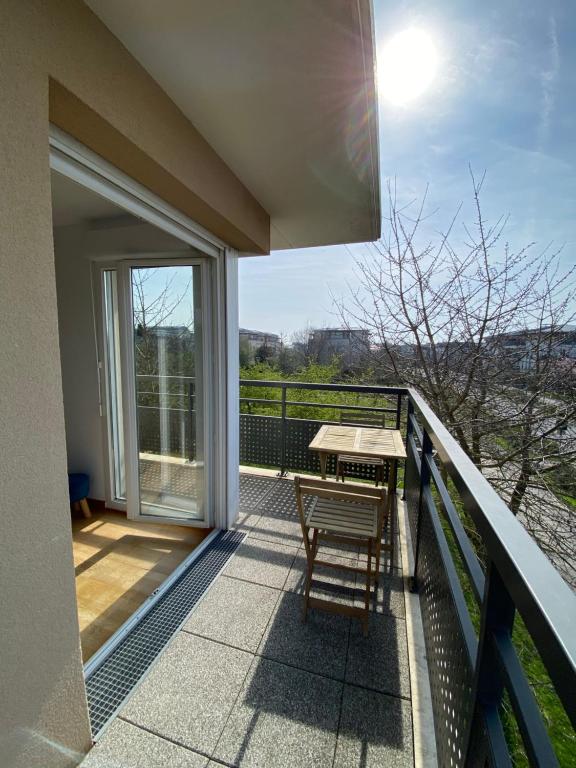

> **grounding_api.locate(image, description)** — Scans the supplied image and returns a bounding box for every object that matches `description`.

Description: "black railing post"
[279,383,287,477]
[410,425,432,592]
[402,396,412,500]
[187,381,195,462]
[464,564,516,767]
[395,392,403,430]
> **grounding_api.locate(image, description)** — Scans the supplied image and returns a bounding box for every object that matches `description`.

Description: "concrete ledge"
[397,497,438,768]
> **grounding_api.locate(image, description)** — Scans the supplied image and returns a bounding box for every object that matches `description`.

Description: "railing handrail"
[240,379,407,395]
[406,386,576,709]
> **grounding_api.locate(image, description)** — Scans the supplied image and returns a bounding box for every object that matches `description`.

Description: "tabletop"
[308,424,407,460]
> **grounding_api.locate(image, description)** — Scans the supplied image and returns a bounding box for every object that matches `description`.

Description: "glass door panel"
[131,265,205,521]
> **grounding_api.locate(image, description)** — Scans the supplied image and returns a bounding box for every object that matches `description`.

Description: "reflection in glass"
[132,265,204,520]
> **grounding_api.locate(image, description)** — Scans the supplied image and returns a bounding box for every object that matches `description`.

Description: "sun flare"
[379,29,438,106]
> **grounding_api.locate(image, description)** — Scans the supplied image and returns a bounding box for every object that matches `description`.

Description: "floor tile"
[183,576,279,652]
[354,571,406,619]
[334,685,414,768]
[240,475,278,510]
[213,657,342,768]
[345,613,411,699]
[304,538,361,562]
[284,550,357,604]
[232,509,263,535]
[257,590,350,679]
[80,719,208,767]
[357,542,401,576]
[249,511,304,548]
[121,633,253,755]
[256,481,313,517]
[223,537,298,590]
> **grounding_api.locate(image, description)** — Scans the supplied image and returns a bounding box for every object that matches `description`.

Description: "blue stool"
[68,473,91,518]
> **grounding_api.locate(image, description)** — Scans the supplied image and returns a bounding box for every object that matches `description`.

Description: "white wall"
[54,224,106,500]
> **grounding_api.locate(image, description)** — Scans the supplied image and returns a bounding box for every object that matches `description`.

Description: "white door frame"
[50,126,239,531]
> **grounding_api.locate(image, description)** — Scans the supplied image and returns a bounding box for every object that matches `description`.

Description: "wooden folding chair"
[294,476,387,636]
[336,411,389,486]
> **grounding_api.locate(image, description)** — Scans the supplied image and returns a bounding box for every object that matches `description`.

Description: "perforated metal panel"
[85,530,243,737]
[284,418,328,473]
[240,413,282,467]
[405,431,489,767]
[239,413,382,480]
[137,406,196,458]
[417,507,477,767]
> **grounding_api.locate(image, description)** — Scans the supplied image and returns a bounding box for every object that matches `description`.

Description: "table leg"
[319,452,327,480]
[387,459,398,568]
[389,458,398,497]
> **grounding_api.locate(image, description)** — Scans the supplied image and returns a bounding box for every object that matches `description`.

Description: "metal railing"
[239,379,404,478]
[240,379,575,767]
[404,387,575,767]
[133,375,576,766]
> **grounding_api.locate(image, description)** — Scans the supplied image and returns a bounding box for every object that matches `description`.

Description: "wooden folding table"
[308,424,407,560]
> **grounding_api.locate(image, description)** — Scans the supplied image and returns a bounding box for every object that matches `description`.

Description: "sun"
[379,29,438,106]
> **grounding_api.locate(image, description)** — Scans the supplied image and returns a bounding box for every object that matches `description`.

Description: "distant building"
[239,328,281,360]
[486,326,576,371]
[309,328,370,366]
[145,325,191,338]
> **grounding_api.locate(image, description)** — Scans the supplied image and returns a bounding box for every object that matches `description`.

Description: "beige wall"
[0,29,92,768]
[0,2,269,766]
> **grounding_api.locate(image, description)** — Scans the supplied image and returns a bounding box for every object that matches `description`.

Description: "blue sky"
[239,0,576,338]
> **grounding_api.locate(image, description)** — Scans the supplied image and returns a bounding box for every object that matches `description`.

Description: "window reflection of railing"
[136,374,196,461]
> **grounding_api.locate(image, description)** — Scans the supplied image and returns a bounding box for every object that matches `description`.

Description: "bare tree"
[132,268,192,373]
[132,268,193,408]
[337,173,576,585]
[290,326,323,367]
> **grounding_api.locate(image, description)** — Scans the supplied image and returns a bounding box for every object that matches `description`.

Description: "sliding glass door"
[100,258,212,526]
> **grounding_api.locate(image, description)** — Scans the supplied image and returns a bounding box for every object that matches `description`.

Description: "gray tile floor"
[81,474,414,768]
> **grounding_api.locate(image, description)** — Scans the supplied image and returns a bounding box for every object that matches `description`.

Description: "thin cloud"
[537,15,560,149]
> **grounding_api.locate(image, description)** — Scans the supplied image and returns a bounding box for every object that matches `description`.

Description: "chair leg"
[363,539,372,636]
[79,497,92,519]
[302,528,317,622]
[374,518,382,588]
[311,528,319,559]
[389,493,395,571]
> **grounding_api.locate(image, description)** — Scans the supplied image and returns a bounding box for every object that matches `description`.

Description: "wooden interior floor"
[72,508,211,662]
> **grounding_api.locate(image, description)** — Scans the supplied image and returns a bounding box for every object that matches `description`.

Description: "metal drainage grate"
[85,529,244,737]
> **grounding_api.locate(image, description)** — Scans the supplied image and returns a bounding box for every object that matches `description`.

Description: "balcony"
[82,382,575,768]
